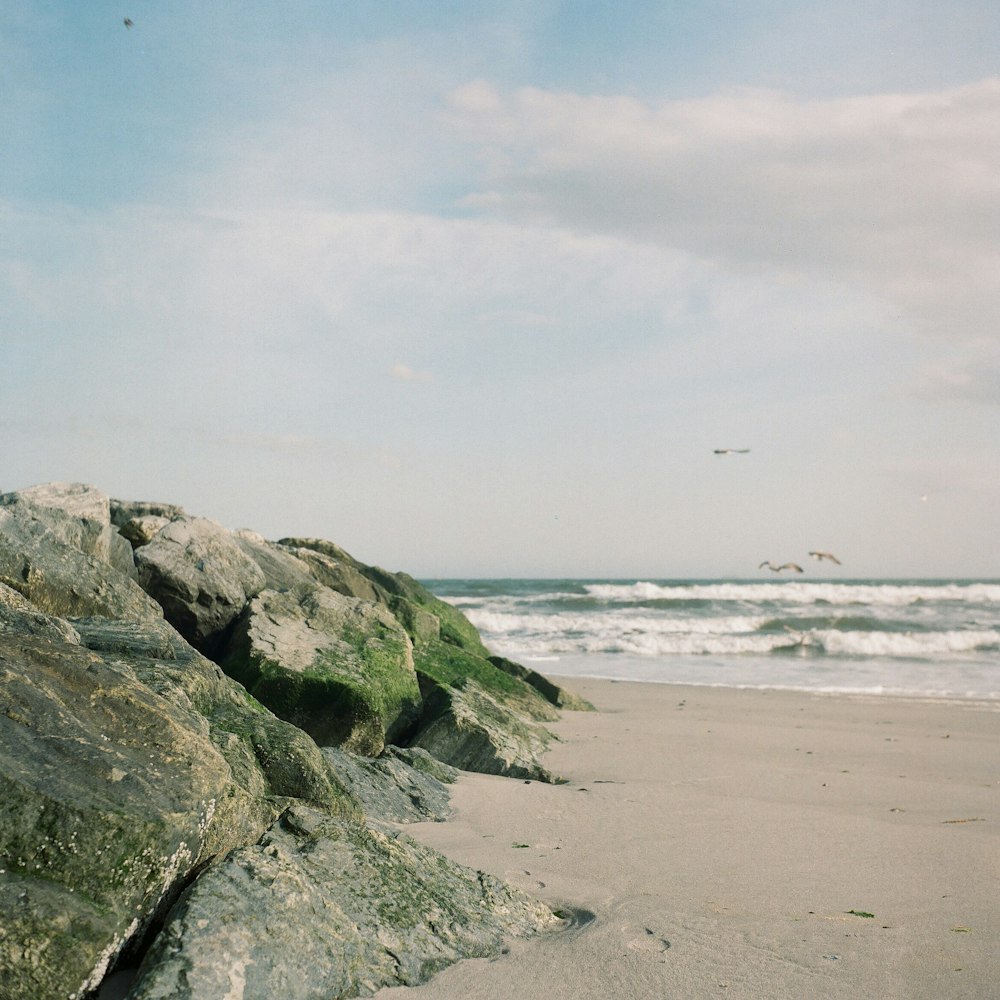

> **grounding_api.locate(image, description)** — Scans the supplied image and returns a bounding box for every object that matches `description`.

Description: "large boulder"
[277,539,481,653]
[133,516,266,651]
[277,537,384,603]
[127,804,559,1000]
[0,605,359,1000]
[406,640,561,782]
[221,586,422,754]
[414,639,560,724]
[70,616,355,813]
[232,529,317,592]
[0,630,239,999]
[362,567,491,656]
[410,678,559,783]
[0,504,163,622]
[0,482,136,578]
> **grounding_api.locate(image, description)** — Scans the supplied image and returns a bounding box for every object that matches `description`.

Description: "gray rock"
[221,586,422,755]
[279,538,384,603]
[128,804,558,1000]
[134,516,266,650]
[109,499,185,528]
[0,482,138,580]
[410,678,559,783]
[388,595,441,646]
[233,529,317,591]
[0,483,579,999]
[118,515,171,549]
[0,607,360,1000]
[0,582,81,645]
[0,504,163,622]
[70,616,357,815]
[413,639,560,724]
[383,745,458,785]
[321,745,453,823]
[0,630,237,1000]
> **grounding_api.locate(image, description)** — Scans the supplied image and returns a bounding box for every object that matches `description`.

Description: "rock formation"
[0,482,590,999]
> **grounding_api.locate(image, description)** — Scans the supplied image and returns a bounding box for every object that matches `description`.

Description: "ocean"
[424,578,1000,700]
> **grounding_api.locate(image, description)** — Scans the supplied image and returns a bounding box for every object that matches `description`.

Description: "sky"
[2,1,999,578]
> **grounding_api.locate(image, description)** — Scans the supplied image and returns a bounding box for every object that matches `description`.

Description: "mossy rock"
[362,569,490,656]
[276,537,487,656]
[0,632,239,999]
[128,804,558,1000]
[221,587,422,755]
[71,616,358,820]
[413,640,558,723]
[409,679,559,783]
[489,655,595,711]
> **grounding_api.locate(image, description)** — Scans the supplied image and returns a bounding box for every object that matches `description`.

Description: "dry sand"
[375,679,999,1000]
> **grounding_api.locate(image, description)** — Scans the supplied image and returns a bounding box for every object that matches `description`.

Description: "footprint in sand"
[626,927,671,955]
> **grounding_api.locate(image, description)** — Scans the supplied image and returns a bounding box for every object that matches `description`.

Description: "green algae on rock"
[127,804,559,1000]
[221,586,422,755]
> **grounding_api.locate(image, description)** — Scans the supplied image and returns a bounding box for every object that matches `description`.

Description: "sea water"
[424,579,1000,700]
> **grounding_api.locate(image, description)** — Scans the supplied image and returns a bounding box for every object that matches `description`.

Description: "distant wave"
[460,607,999,661]
[581,581,1000,606]
[428,578,1000,697]
[477,627,999,660]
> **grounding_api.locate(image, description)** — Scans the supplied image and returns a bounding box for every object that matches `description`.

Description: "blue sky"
[2,1,999,577]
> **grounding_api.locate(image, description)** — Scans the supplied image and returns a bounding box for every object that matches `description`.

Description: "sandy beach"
[375,679,999,1000]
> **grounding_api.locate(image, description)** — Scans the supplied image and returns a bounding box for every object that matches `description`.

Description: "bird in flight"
[759,561,804,573]
[124,17,134,28]
[714,448,750,455]
[808,551,841,565]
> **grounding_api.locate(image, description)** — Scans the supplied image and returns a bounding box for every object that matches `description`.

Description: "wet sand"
[375,679,999,1000]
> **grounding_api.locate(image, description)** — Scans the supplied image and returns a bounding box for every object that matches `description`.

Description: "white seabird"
[759,561,804,573]
[808,551,841,565]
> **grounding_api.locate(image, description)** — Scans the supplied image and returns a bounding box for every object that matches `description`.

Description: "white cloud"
[445,78,1000,369]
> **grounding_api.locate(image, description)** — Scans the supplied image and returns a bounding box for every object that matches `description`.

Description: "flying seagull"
[759,561,804,573]
[124,17,134,28]
[714,448,750,455]
[808,551,841,565]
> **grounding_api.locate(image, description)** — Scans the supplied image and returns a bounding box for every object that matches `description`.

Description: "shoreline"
[376,678,999,999]
[549,672,1000,705]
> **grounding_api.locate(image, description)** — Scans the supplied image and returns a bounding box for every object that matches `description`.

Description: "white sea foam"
[466,609,766,639]
[430,578,1000,698]
[817,629,1000,657]
[582,581,1000,605]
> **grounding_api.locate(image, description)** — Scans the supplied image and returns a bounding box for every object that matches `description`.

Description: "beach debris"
[942,817,985,824]
[759,561,804,573]
[512,843,530,849]
[951,926,972,933]
[809,550,842,565]
[713,448,750,454]
[846,910,875,918]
